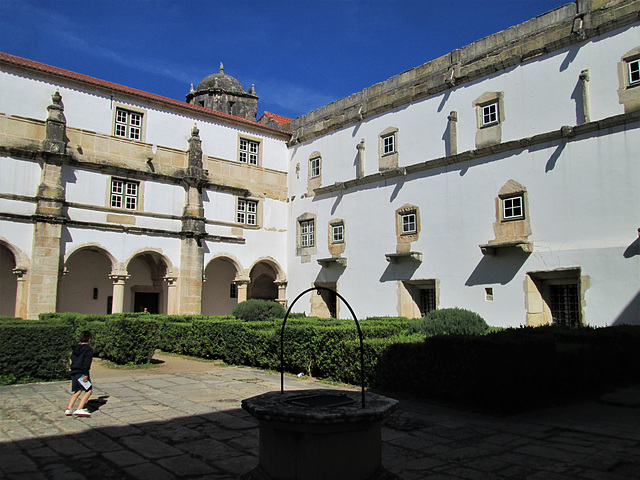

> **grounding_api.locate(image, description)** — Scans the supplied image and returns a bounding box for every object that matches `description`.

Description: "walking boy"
[66,330,93,417]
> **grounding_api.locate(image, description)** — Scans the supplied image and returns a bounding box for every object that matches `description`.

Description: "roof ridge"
[0,52,289,136]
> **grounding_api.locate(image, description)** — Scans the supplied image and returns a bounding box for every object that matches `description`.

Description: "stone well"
[240,388,399,480]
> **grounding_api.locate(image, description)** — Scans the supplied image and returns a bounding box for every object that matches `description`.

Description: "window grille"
[419,288,436,316]
[550,284,580,327]
[300,219,315,247]
[310,157,321,178]
[629,59,640,85]
[115,108,142,140]
[382,134,395,155]
[332,223,344,243]
[481,102,499,126]
[401,212,417,234]
[502,195,524,220]
[239,138,259,165]
[237,199,257,225]
[111,178,138,210]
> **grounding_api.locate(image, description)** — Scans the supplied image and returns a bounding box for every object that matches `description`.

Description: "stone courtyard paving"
[1,353,640,479]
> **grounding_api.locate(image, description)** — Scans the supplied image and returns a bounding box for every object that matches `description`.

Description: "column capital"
[109,273,130,284]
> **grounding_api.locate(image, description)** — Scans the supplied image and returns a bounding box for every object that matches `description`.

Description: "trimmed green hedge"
[232,299,286,322]
[376,325,640,412]
[0,319,75,384]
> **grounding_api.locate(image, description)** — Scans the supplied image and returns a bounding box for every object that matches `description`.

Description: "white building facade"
[1,0,638,326]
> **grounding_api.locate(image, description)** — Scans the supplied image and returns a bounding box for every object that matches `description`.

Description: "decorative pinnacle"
[220,62,224,74]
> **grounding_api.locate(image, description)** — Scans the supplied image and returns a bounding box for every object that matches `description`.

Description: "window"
[310,157,321,178]
[230,283,238,299]
[239,138,259,165]
[237,199,257,226]
[419,288,436,316]
[481,102,499,127]
[300,219,315,248]
[114,108,142,140]
[382,134,395,155]
[628,58,640,85]
[502,195,524,220]
[401,212,417,235]
[550,284,580,327]
[111,178,138,210]
[378,127,399,170]
[331,223,344,244]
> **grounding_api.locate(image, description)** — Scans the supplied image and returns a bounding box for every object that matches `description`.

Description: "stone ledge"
[385,252,423,263]
[480,240,534,256]
[317,257,347,267]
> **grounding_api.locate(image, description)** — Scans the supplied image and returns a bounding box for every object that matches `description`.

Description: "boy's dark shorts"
[71,373,92,393]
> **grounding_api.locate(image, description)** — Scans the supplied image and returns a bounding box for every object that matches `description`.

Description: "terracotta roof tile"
[259,111,293,126]
[0,52,289,136]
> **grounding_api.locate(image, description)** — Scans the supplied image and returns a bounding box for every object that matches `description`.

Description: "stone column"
[13,268,28,319]
[178,124,206,314]
[447,111,458,156]
[27,91,69,319]
[356,139,365,179]
[579,69,590,124]
[109,274,129,314]
[235,279,250,303]
[164,276,178,315]
[275,280,288,308]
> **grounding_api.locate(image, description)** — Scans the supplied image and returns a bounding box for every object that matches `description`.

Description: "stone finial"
[190,83,194,93]
[42,89,67,153]
[187,123,203,171]
[249,84,256,95]
[191,122,200,137]
[579,69,590,82]
[220,62,224,74]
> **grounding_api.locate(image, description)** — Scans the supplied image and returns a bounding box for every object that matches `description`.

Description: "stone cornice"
[313,110,640,196]
[288,0,640,145]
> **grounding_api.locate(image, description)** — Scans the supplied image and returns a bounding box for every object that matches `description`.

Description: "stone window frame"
[236,197,262,228]
[112,103,147,142]
[296,212,317,257]
[395,204,420,246]
[525,268,587,327]
[328,218,346,257]
[399,279,439,318]
[108,177,144,212]
[307,151,322,193]
[473,92,505,148]
[237,134,262,166]
[378,126,399,171]
[617,47,640,113]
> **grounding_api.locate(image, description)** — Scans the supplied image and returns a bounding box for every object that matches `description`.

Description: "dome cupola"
[186,63,258,120]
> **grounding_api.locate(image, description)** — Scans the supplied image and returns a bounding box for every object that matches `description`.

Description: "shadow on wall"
[465,248,530,286]
[380,258,421,283]
[614,290,640,326]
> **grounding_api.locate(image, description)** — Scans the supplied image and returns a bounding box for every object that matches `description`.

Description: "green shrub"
[406,308,489,336]
[97,317,159,364]
[232,299,286,322]
[0,320,75,383]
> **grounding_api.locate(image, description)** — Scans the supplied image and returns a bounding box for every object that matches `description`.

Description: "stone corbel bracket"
[385,252,423,264]
[479,241,534,256]
[317,257,347,268]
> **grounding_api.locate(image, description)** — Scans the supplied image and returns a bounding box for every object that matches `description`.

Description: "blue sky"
[1,0,569,120]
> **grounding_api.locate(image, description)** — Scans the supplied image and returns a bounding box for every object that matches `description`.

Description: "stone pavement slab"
[1,353,639,479]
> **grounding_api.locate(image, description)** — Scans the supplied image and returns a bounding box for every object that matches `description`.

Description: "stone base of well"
[240,389,400,480]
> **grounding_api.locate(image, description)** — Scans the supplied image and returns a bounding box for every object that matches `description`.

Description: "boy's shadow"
[86,395,109,413]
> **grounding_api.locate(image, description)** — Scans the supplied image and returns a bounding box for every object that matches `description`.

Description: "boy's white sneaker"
[64,408,73,416]
[73,408,91,417]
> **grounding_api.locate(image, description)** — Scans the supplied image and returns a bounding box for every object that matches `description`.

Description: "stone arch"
[58,244,115,315]
[202,254,245,316]
[122,249,175,314]
[63,243,117,271]
[0,238,29,317]
[247,257,286,304]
